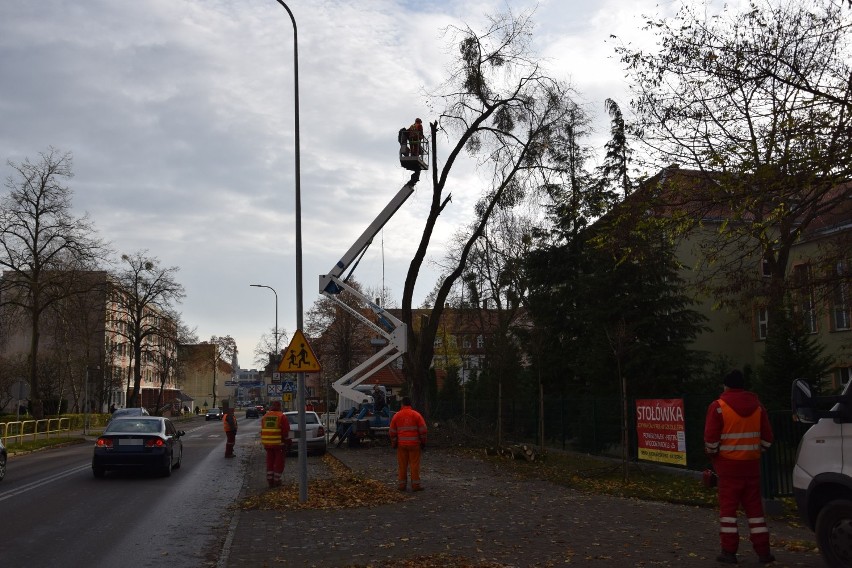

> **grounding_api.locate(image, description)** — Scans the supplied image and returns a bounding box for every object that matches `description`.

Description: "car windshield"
[208,408,220,413]
[286,413,319,425]
[105,418,163,434]
[113,408,146,417]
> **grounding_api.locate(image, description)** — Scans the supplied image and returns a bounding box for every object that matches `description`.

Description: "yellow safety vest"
[261,410,285,447]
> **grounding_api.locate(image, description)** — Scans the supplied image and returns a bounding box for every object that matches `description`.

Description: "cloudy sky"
[0,0,687,369]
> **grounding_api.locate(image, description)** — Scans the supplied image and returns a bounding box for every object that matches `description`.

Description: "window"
[761,257,772,278]
[833,260,851,331]
[476,334,484,349]
[756,308,769,340]
[462,336,471,348]
[793,264,817,334]
[839,367,852,388]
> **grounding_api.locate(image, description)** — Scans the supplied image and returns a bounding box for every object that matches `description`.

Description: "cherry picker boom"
[319,132,428,420]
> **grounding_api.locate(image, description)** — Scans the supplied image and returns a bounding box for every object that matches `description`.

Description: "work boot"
[397,484,407,492]
[758,553,776,564]
[412,485,424,492]
[716,551,738,564]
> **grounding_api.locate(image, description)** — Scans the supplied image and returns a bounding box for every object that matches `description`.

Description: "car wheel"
[0,455,6,481]
[92,466,105,478]
[816,499,852,568]
[162,453,173,477]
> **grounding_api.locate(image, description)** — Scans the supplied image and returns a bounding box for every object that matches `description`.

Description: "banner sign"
[636,398,686,466]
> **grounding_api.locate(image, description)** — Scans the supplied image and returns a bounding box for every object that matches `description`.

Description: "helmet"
[702,468,717,488]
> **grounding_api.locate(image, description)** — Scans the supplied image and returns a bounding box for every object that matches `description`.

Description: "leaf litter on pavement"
[239,441,818,565]
[240,453,408,511]
[238,453,515,567]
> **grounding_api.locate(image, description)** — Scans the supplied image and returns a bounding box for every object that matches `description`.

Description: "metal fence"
[432,395,808,497]
[0,418,72,445]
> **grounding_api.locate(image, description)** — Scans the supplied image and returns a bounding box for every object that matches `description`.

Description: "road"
[0,415,258,568]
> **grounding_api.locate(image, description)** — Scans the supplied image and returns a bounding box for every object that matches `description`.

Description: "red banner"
[636,398,686,466]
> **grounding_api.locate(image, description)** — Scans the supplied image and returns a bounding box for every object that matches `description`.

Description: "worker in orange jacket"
[408,118,424,156]
[222,408,238,458]
[389,396,427,491]
[261,400,290,488]
[704,369,775,565]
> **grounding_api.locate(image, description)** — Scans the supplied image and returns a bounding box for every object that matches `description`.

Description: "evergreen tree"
[756,307,833,410]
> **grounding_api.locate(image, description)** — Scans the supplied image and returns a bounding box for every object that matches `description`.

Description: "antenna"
[381,230,386,304]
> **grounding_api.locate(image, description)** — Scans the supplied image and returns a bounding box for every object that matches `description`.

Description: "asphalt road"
[0,416,255,568]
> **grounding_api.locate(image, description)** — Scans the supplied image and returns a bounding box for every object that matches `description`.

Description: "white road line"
[0,463,90,502]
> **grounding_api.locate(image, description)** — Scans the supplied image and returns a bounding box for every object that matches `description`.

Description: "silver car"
[284,411,326,455]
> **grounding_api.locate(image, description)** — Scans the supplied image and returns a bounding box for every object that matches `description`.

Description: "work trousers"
[265,446,286,486]
[396,445,422,489]
[717,473,770,555]
[224,430,236,457]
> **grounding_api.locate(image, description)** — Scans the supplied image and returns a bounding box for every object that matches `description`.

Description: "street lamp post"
[250,284,279,354]
[273,0,307,503]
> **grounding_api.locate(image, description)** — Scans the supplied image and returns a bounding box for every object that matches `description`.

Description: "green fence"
[432,395,808,497]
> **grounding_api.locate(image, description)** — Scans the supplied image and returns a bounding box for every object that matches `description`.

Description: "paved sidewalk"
[221,440,822,568]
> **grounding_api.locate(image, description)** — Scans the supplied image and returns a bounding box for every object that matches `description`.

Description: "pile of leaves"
[240,453,408,511]
[341,553,508,568]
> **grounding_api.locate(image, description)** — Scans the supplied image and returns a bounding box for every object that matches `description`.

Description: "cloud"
[0,0,658,365]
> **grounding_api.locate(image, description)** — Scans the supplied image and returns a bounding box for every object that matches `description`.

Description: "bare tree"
[252,328,291,370]
[306,278,372,383]
[618,0,852,338]
[204,335,237,408]
[0,148,108,418]
[110,251,185,408]
[401,9,577,412]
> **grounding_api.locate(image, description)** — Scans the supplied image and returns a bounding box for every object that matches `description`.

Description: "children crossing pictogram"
[277,330,321,373]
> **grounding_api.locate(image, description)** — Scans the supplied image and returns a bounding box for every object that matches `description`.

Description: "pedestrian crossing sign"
[277,329,321,373]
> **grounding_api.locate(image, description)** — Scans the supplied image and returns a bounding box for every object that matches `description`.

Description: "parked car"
[205,407,223,421]
[0,438,6,481]
[92,416,184,478]
[255,404,266,416]
[285,410,326,455]
[245,406,259,418]
[109,407,149,421]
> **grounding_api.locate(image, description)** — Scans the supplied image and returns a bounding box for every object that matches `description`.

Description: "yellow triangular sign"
[278,329,322,373]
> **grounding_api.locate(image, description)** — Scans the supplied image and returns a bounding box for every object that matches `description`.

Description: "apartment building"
[0,270,181,413]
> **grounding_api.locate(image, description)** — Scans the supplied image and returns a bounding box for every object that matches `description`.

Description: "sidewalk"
[221,440,822,567]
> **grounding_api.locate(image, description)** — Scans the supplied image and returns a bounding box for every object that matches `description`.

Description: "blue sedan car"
[92,417,184,478]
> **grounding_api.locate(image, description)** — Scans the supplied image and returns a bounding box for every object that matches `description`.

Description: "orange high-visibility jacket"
[222,412,237,432]
[717,400,763,460]
[389,406,427,447]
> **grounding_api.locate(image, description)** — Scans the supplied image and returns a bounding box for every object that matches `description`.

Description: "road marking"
[0,463,90,502]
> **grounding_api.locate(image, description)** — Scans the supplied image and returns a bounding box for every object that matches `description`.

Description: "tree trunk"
[29,304,43,419]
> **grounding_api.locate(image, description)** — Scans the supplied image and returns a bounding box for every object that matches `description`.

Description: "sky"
[0,0,684,369]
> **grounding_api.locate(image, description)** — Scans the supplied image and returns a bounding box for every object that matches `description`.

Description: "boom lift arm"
[319,170,420,411]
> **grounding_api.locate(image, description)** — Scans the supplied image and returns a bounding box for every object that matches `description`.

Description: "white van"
[791,378,852,567]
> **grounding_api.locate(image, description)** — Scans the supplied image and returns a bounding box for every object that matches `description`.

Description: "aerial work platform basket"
[399,135,429,171]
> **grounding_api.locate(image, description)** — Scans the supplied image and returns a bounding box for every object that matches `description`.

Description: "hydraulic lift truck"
[321,130,429,447]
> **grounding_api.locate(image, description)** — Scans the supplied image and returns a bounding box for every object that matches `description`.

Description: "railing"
[431,395,807,498]
[0,418,72,445]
